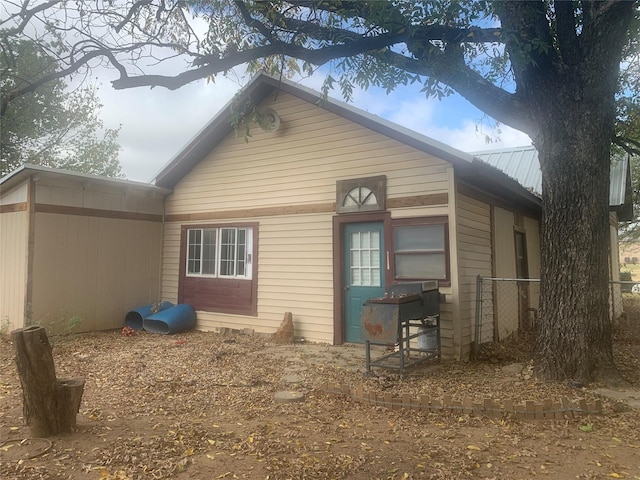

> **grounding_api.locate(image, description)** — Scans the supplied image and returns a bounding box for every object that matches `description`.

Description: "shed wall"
[0,182,28,205]
[0,210,29,333]
[31,213,163,333]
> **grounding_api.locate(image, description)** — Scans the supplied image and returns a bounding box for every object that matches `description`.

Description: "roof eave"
[1,164,172,196]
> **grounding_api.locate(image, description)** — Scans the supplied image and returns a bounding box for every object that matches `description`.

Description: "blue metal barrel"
[124,301,174,330]
[143,304,196,335]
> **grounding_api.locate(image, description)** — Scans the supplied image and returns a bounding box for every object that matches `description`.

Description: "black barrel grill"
[361,281,440,375]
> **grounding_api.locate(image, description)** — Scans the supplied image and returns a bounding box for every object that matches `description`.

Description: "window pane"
[361,268,371,285]
[202,229,217,275]
[220,228,237,276]
[187,229,202,274]
[371,250,380,268]
[395,253,446,279]
[236,229,247,277]
[361,232,370,249]
[515,232,528,279]
[394,225,444,251]
[351,267,361,285]
[371,268,381,284]
[361,250,370,267]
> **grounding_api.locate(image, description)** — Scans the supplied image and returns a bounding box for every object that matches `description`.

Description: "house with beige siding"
[2,73,630,361]
[152,73,545,360]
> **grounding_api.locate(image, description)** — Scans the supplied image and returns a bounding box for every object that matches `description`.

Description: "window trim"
[178,222,259,316]
[391,216,450,285]
[336,175,386,213]
[514,229,529,279]
[185,226,253,279]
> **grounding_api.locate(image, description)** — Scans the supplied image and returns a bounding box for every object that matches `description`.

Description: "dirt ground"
[1,321,639,480]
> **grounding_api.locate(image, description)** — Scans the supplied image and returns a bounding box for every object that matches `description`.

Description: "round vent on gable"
[257,107,281,131]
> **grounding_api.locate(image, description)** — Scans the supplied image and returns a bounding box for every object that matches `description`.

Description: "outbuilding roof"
[0,163,171,197]
[473,146,633,221]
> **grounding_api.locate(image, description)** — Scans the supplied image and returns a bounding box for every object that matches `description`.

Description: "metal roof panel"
[473,146,630,207]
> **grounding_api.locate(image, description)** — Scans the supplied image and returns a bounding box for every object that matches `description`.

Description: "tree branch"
[1,47,126,118]
[555,1,580,65]
[385,39,534,135]
[0,0,63,35]
[614,135,640,157]
[233,0,277,43]
[114,0,154,33]
[493,1,560,88]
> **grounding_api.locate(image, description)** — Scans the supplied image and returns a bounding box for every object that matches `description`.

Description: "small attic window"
[336,176,386,213]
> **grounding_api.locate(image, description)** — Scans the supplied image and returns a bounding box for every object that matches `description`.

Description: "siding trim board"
[0,203,27,213]
[165,193,449,223]
[34,204,164,222]
[25,180,36,326]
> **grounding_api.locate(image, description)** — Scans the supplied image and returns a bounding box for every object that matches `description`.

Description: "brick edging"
[317,382,603,420]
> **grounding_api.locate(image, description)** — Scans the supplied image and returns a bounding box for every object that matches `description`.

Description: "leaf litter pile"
[0,323,639,480]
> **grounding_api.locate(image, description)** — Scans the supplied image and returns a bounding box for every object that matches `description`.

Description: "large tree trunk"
[532,55,623,385]
[535,126,617,384]
[503,1,635,386]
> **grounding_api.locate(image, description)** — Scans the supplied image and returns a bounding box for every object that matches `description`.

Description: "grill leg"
[365,340,371,374]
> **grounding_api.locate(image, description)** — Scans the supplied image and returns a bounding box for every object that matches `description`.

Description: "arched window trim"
[336,175,386,213]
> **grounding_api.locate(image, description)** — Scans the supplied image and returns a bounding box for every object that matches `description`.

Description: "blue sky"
[96,69,532,182]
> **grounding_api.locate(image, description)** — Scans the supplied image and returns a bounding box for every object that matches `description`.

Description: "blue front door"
[344,222,386,343]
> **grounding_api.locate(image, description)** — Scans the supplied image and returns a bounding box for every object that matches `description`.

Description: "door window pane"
[350,231,381,287]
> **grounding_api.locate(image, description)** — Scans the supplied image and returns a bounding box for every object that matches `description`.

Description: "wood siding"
[455,192,492,355]
[162,92,452,344]
[0,210,29,332]
[492,207,518,341]
[30,212,163,334]
[0,182,28,205]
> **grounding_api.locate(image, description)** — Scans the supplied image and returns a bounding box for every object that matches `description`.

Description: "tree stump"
[11,326,85,437]
[273,312,295,344]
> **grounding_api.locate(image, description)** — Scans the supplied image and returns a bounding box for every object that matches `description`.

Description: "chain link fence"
[474,277,633,355]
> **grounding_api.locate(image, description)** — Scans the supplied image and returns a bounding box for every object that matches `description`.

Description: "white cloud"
[97,75,240,181]
[417,119,533,154]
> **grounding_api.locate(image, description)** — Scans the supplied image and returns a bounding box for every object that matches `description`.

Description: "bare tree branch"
[1,47,126,117]
[614,135,640,157]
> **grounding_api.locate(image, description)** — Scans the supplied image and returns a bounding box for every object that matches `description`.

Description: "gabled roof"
[153,73,542,214]
[473,146,633,221]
